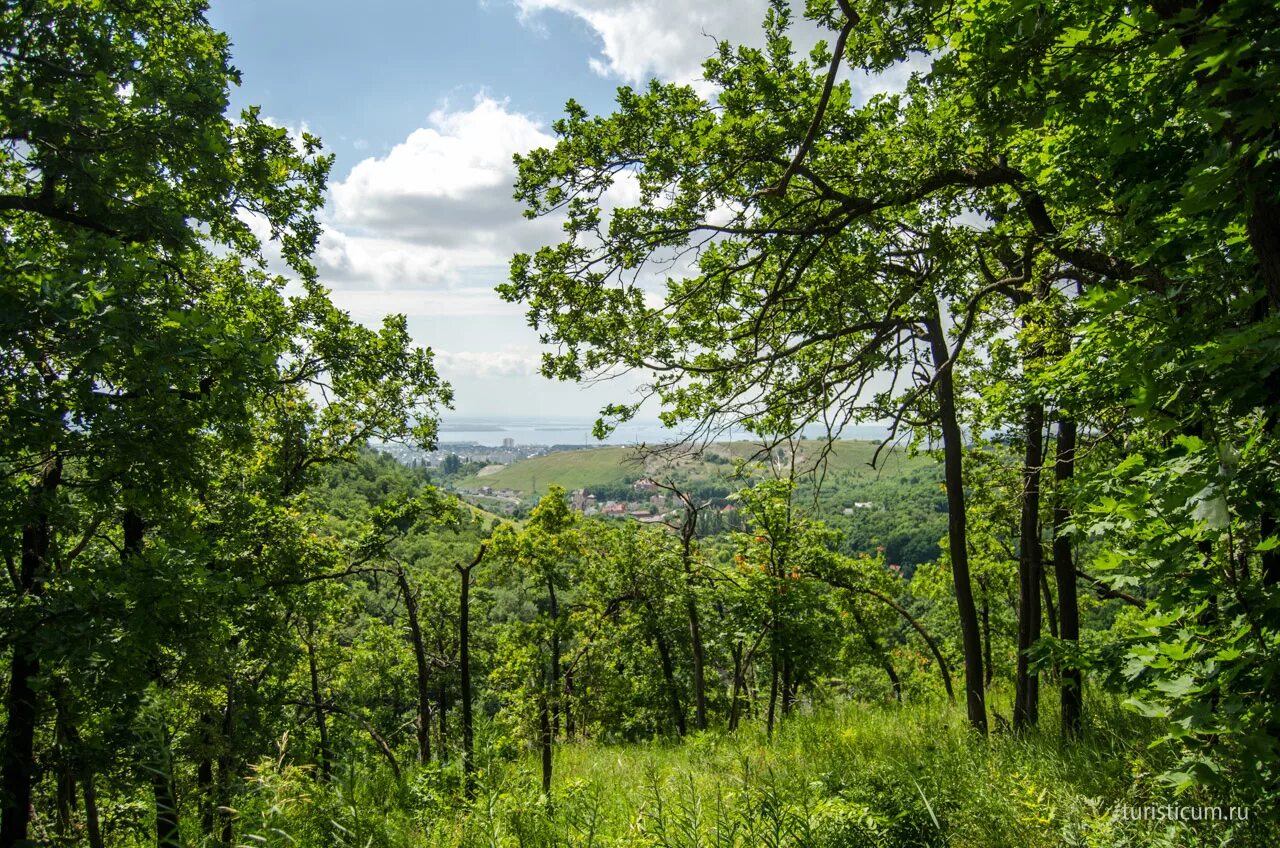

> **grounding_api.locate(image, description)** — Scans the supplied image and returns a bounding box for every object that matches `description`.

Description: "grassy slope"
[456,439,934,497]
[237,691,1272,848]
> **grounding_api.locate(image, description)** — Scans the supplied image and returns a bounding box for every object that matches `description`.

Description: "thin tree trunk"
[762,660,773,742]
[1,455,61,847]
[564,670,575,740]
[925,308,987,734]
[1015,403,1045,731]
[677,499,708,730]
[456,544,485,794]
[979,578,993,689]
[539,691,553,795]
[55,695,75,837]
[1053,419,1083,737]
[649,619,686,737]
[305,639,332,778]
[729,644,744,731]
[548,582,561,740]
[83,771,104,848]
[124,510,182,848]
[396,567,433,764]
[686,599,708,731]
[437,684,449,762]
[196,752,214,835]
[215,679,235,848]
[1040,568,1058,639]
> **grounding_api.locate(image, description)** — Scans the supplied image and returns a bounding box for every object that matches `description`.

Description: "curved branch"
[824,575,955,702]
[754,8,860,198]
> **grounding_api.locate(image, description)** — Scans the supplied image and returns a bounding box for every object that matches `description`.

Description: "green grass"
[456,440,932,498]
[231,692,1275,848]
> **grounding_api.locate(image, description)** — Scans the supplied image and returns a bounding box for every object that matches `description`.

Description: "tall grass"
[230,693,1275,847]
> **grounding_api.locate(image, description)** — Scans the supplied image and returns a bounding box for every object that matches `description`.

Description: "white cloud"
[327,287,515,321]
[318,97,561,289]
[435,348,544,379]
[514,1,926,102]
[514,0,776,86]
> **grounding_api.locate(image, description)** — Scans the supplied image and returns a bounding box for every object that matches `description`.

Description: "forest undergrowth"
[231,691,1271,848]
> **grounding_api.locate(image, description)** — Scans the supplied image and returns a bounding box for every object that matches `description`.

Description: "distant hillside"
[455,439,930,498]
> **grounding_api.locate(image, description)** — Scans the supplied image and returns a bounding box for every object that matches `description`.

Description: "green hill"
[455,439,930,498]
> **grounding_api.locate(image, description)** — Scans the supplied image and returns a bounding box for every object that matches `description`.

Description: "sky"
[204,0,808,421]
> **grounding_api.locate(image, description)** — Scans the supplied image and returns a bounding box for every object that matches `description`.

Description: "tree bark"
[979,578,994,689]
[765,653,779,739]
[1040,568,1058,640]
[123,510,183,848]
[649,622,687,737]
[925,308,988,734]
[538,690,553,795]
[305,638,332,779]
[1,455,61,847]
[396,567,432,764]
[1014,401,1045,731]
[729,644,744,731]
[676,496,708,730]
[1052,419,1083,737]
[437,684,449,762]
[456,544,487,795]
[215,678,235,848]
[548,581,562,741]
[83,771,104,848]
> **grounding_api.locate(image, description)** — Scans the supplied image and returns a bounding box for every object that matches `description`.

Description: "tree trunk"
[437,684,449,762]
[455,544,485,793]
[54,697,75,838]
[538,691,553,795]
[925,308,987,734]
[648,617,686,737]
[729,644,744,731]
[766,640,779,739]
[564,669,575,740]
[979,578,993,689]
[1,456,61,847]
[396,567,433,764]
[196,752,214,835]
[640,593,686,737]
[1052,419,1083,737]
[677,502,708,731]
[215,679,235,848]
[686,599,708,731]
[305,639,332,778]
[1040,568,1058,640]
[547,581,561,740]
[1015,402,1045,731]
[83,771,104,848]
[123,510,182,848]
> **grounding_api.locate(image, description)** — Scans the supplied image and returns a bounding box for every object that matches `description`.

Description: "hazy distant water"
[436,416,889,447]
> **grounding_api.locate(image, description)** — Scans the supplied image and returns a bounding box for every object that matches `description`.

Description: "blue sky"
[203,2,872,421]
[205,0,779,420]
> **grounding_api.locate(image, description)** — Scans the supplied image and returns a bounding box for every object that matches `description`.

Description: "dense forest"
[2,1,1278,847]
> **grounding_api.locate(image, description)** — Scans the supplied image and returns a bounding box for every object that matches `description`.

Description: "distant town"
[375,438,591,469]
[373,439,750,523]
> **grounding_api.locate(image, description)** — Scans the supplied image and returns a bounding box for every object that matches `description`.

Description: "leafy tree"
[0,3,449,842]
